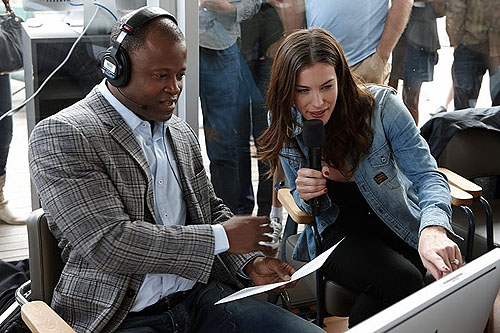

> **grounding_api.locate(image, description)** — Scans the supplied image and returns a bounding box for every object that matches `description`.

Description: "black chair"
[420,107,500,259]
[15,209,73,332]
[437,128,500,259]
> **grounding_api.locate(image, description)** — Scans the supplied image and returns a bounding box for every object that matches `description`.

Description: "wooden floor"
[1,76,499,332]
[0,77,30,262]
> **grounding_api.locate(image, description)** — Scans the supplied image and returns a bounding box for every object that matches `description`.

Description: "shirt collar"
[98,79,169,132]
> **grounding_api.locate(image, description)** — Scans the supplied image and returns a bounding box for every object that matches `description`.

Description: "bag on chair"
[0,0,23,74]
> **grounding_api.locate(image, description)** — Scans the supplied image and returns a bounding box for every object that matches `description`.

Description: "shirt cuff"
[211,224,230,255]
[237,257,262,281]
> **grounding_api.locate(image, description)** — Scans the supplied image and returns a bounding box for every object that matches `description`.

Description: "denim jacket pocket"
[367,143,400,190]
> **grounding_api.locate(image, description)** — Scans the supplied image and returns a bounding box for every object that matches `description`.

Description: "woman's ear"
[321,165,330,178]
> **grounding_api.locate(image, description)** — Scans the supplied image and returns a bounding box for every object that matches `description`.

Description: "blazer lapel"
[92,92,157,222]
[110,123,156,222]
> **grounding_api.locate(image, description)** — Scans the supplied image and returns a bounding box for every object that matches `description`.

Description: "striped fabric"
[28,87,259,332]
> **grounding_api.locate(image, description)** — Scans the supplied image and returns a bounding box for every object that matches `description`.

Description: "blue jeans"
[200,43,261,213]
[0,74,13,175]
[236,57,273,216]
[452,44,500,110]
[116,281,322,333]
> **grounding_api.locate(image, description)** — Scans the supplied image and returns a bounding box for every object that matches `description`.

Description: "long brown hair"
[258,28,375,176]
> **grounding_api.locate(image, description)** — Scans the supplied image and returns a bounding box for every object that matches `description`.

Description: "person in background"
[0,73,26,225]
[198,0,262,213]
[238,3,285,249]
[389,1,444,124]
[270,0,412,85]
[28,7,322,332]
[259,28,462,328]
[447,0,500,109]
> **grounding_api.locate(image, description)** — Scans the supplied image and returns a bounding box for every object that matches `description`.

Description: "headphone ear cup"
[114,48,131,88]
[100,46,130,88]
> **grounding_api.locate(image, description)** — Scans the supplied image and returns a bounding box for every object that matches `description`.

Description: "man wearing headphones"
[28,7,321,333]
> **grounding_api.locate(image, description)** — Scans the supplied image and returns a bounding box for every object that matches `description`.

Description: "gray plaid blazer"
[28,87,259,332]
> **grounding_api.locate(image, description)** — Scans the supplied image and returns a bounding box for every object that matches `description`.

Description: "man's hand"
[418,226,462,280]
[222,216,274,254]
[244,257,298,294]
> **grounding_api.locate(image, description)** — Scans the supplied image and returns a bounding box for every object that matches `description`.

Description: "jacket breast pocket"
[367,143,400,190]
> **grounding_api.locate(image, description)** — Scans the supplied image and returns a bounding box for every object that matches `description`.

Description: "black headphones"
[100,6,178,88]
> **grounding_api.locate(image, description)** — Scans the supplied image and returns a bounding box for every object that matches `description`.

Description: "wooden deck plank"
[0,240,29,252]
[0,233,28,244]
[0,248,29,262]
[0,224,28,236]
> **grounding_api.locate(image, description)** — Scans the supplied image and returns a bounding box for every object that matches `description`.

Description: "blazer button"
[126,288,135,297]
[381,156,387,163]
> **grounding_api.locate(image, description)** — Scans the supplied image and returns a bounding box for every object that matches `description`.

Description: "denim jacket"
[280,86,455,262]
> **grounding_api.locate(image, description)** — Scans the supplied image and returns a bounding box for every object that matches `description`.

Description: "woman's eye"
[296,89,308,94]
[322,84,333,90]
[155,74,167,79]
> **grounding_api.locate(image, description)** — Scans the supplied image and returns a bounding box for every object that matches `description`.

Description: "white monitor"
[22,0,75,11]
[347,248,500,333]
[22,0,147,35]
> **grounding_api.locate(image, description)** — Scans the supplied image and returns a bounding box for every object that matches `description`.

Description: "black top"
[322,179,395,249]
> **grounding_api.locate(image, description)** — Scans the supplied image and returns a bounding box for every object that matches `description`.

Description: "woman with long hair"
[258,28,461,327]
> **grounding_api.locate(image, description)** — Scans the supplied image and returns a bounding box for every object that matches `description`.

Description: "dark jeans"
[322,223,426,328]
[199,44,244,212]
[0,74,13,175]
[200,43,271,214]
[452,44,500,110]
[236,56,273,216]
[116,281,323,333]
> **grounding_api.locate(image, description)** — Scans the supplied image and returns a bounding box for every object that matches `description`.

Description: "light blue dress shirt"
[98,80,229,311]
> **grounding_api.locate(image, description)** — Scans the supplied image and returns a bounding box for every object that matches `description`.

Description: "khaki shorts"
[351,52,391,85]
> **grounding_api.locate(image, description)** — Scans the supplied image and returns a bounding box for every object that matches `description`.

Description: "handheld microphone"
[117,87,148,110]
[302,119,326,216]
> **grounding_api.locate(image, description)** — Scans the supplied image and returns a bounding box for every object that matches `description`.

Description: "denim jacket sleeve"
[378,89,454,236]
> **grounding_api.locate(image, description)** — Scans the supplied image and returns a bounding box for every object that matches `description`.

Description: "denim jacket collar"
[290,106,304,138]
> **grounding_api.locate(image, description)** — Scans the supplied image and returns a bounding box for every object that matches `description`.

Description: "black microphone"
[302,119,326,216]
[117,87,148,110]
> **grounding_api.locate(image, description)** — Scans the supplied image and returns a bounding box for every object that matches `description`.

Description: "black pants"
[0,74,13,175]
[322,221,426,328]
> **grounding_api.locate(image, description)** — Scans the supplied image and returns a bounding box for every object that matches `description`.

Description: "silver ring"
[451,259,459,265]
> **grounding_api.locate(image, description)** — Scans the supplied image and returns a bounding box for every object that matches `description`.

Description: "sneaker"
[259,217,283,250]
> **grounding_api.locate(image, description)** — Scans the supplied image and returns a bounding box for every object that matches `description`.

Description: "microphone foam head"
[302,119,325,148]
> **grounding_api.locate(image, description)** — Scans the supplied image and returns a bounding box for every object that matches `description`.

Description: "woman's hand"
[295,166,329,201]
[418,226,462,280]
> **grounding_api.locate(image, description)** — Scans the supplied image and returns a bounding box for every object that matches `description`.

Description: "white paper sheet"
[214,237,344,305]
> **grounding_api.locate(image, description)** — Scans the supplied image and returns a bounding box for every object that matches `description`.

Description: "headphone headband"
[122,6,177,35]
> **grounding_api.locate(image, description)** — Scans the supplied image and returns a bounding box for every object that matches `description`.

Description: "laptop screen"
[347,248,500,333]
